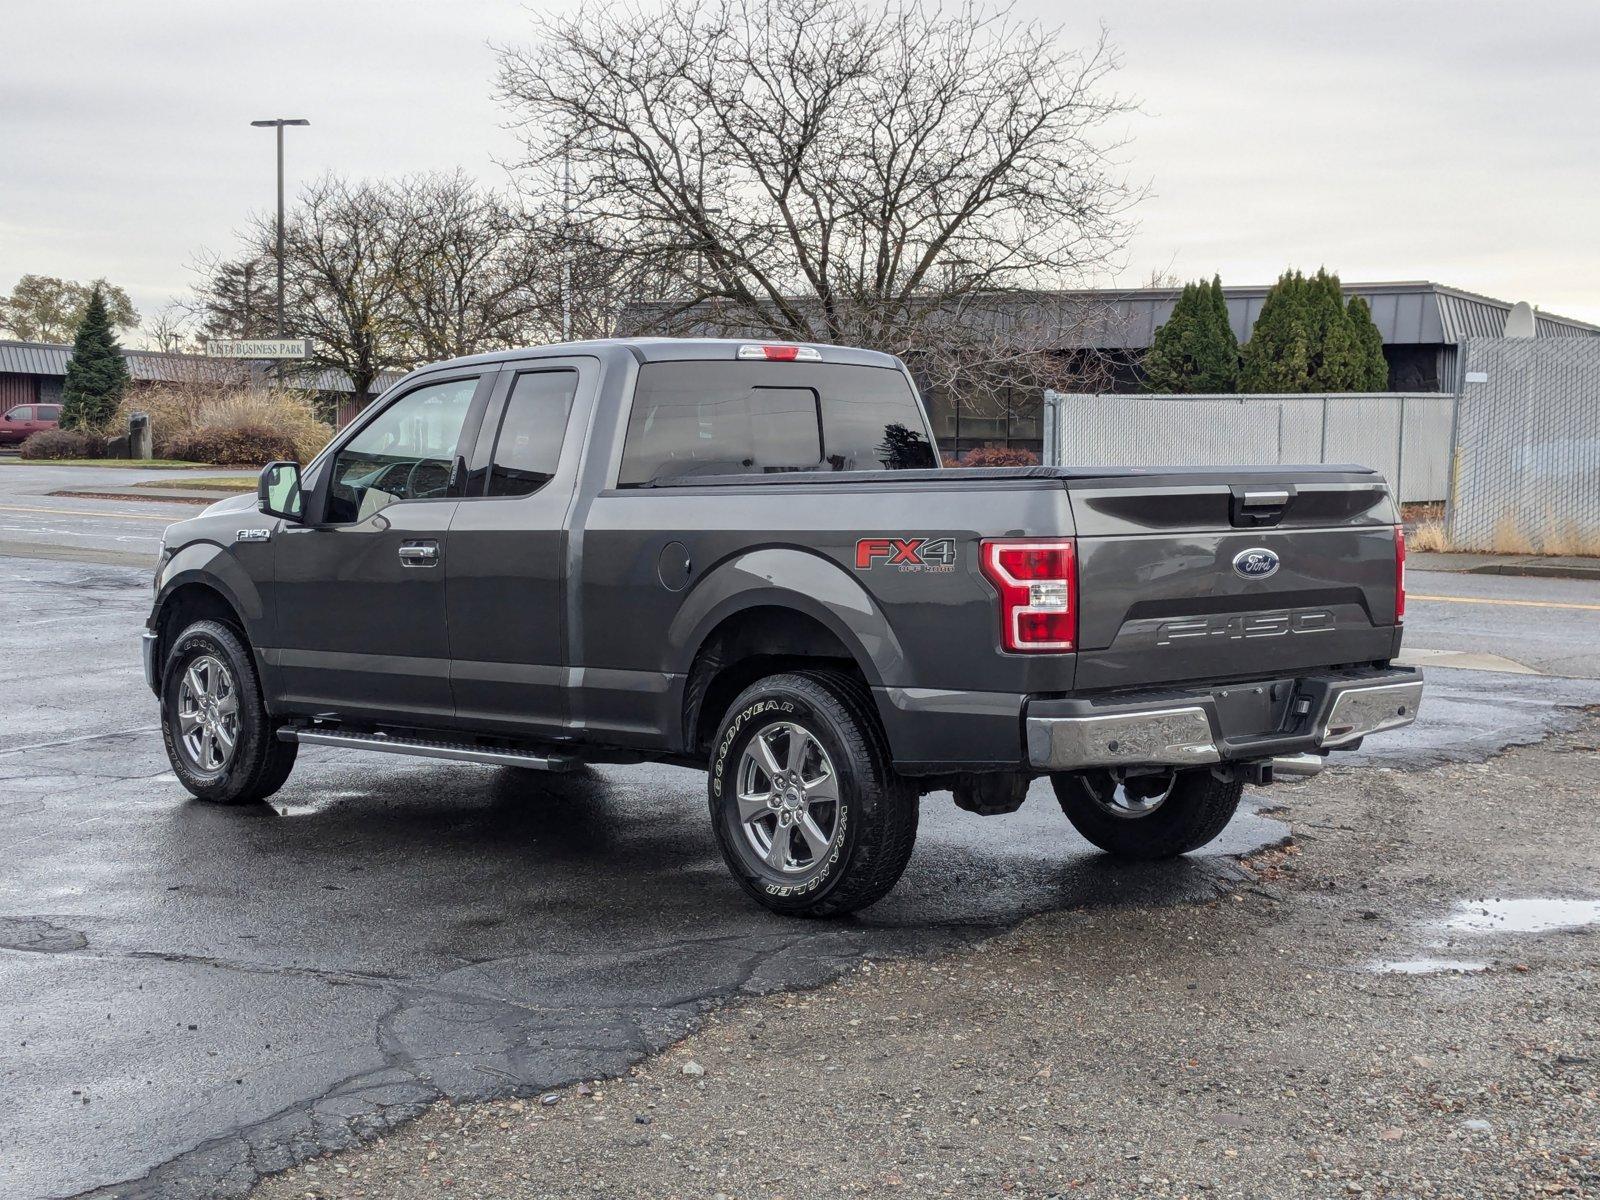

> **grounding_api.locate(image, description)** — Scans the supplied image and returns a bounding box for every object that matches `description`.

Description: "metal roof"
[0,339,401,394]
[618,282,1600,350]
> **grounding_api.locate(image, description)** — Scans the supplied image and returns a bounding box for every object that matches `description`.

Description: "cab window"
[483,370,578,497]
[324,377,477,523]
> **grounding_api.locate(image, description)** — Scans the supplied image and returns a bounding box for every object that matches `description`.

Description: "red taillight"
[979,538,1076,653]
[1394,525,1406,624]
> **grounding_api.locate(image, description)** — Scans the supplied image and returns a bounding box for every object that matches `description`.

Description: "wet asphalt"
[2,472,1598,1199]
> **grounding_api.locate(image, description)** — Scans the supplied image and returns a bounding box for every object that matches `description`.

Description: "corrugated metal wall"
[1044,391,1456,504]
[0,374,39,410]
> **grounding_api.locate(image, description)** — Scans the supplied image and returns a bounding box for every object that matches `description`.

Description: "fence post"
[1319,396,1329,462]
[1395,395,1407,505]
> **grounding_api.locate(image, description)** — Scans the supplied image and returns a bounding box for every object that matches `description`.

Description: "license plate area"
[1211,678,1297,743]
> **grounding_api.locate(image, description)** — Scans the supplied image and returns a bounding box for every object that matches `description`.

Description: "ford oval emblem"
[1232,547,1280,579]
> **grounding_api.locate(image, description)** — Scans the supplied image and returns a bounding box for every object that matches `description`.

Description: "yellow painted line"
[1411,593,1600,612]
[0,504,170,522]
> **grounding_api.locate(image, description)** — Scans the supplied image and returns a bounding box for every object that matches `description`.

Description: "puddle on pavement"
[1368,957,1489,975]
[1445,898,1600,934]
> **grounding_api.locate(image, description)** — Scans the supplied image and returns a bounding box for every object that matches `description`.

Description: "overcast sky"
[4,0,1598,342]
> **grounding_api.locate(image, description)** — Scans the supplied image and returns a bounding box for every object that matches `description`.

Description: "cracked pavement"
[2,542,1599,1198]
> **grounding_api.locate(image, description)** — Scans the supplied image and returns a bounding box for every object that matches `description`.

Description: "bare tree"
[496,0,1138,399]
[386,171,553,360]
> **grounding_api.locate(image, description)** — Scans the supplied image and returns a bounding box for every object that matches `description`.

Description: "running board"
[280,727,580,772]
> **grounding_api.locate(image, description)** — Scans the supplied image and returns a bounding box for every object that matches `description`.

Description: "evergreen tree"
[1143,281,1201,393]
[1143,274,1239,393]
[1200,275,1240,391]
[1346,295,1390,390]
[1308,268,1361,390]
[59,287,132,431]
[1239,270,1312,393]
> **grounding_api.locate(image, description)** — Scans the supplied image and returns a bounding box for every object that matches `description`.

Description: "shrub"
[19,428,108,459]
[131,386,332,466]
[954,445,1040,468]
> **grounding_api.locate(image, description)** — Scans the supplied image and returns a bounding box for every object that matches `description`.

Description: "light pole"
[249,118,310,341]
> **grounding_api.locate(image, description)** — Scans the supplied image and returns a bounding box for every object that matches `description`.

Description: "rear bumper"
[1025,666,1423,772]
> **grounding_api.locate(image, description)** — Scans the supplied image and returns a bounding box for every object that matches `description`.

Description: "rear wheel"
[1052,767,1241,859]
[708,672,917,917]
[161,619,297,805]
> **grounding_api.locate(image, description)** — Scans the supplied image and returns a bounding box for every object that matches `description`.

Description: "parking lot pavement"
[2,509,1597,1198]
[0,463,212,568]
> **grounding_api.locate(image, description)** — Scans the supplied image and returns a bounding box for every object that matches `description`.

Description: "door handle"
[398,541,440,567]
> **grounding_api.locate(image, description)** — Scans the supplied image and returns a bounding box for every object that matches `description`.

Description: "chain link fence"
[1445,338,1600,553]
[1043,392,1455,504]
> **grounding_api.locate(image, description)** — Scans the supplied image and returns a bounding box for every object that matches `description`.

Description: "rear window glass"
[39,405,61,419]
[618,362,936,486]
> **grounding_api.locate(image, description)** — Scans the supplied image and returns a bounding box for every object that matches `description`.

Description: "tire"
[708,671,918,918]
[160,618,297,805]
[1051,768,1242,859]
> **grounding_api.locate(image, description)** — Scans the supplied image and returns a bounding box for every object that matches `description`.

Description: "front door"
[266,373,489,724]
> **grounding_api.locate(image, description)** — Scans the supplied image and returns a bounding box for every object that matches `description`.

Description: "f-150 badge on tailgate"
[855,537,957,572]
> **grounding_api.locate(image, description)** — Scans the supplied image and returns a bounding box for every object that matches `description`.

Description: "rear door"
[445,361,588,737]
[1067,471,1402,691]
[266,372,491,723]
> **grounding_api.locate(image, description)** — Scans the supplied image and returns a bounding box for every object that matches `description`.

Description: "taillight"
[979,538,1077,653]
[736,344,821,361]
[1394,525,1406,624]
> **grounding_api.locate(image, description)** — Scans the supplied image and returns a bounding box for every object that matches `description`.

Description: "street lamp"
[250,118,310,341]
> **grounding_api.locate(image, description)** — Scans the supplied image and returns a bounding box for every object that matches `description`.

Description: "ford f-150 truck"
[144,338,1422,916]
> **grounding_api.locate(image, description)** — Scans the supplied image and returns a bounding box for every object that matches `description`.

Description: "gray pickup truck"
[144,338,1421,916]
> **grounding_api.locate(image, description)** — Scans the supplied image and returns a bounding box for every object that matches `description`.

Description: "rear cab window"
[617,362,936,486]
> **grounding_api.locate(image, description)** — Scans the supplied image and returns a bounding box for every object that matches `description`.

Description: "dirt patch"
[251,722,1600,1200]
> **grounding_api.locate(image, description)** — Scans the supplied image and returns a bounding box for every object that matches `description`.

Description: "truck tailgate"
[1066,469,1402,691]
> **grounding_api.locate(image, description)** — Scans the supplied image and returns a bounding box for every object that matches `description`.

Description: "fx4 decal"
[854,537,958,572]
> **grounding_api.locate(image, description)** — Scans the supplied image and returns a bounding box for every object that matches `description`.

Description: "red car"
[0,402,62,447]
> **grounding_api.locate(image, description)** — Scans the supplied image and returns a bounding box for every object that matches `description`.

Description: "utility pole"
[250,118,309,381]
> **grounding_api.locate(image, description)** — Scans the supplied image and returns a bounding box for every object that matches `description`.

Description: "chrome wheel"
[176,654,240,775]
[735,721,841,876]
[1080,770,1178,820]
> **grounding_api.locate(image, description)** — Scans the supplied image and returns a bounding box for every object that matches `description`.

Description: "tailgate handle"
[1230,485,1296,527]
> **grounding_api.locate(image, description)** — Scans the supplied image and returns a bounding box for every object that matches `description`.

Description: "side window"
[484,370,578,497]
[324,377,477,524]
[618,366,823,486]
[39,405,61,420]
[618,362,933,486]
[9,407,33,421]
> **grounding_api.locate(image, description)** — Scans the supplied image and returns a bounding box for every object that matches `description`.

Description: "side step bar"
[279,727,580,772]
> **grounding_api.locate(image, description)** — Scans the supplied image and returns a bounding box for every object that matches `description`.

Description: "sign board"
[206,339,310,360]
[1464,371,1489,383]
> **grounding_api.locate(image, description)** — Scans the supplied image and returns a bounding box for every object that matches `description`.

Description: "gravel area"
[251,716,1600,1200]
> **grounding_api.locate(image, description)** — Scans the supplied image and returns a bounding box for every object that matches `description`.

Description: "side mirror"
[258,461,304,522]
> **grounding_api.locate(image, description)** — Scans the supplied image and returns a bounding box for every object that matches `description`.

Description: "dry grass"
[1407,519,1452,553]
[1428,510,1600,557]
[119,384,331,465]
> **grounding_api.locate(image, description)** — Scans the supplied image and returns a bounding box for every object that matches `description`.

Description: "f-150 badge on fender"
[235,528,271,543]
[855,537,957,572]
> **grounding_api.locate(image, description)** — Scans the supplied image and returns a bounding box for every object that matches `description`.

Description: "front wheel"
[160,619,297,805]
[1051,767,1242,859]
[708,672,918,917]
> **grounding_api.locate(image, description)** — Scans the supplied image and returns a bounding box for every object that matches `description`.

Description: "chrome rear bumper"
[1026,669,1423,772]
